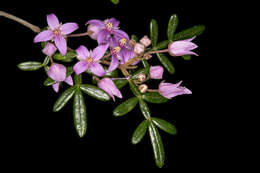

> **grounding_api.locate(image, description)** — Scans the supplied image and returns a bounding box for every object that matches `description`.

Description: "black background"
[1,0,216,170]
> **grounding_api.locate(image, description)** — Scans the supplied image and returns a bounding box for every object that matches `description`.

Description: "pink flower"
[168,37,198,56]
[140,35,151,47]
[87,24,101,40]
[134,43,145,54]
[47,63,73,92]
[159,81,192,99]
[42,43,57,56]
[34,13,78,55]
[98,78,122,101]
[150,66,164,79]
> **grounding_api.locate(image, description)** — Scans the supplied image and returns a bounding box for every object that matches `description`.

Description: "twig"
[68,32,89,37]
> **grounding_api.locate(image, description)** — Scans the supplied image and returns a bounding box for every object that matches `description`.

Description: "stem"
[148,49,169,54]
[68,32,89,37]
[0,11,40,33]
[147,89,159,92]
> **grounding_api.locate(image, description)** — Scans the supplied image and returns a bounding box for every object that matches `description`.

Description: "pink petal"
[42,43,57,56]
[90,63,106,77]
[73,61,88,75]
[86,19,105,27]
[97,30,109,45]
[92,44,109,61]
[54,35,67,56]
[98,78,122,101]
[33,30,54,43]
[108,18,120,28]
[65,75,73,86]
[48,63,66,82]
[113,29,129,40]
[150,66,164,79]
[76,45,90,60]
[47,14,59,30]
[60,23,79,35]
[108,55,119,72]
[52,82,60,92]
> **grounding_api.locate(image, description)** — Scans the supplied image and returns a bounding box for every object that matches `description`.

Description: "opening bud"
[139,84,148,93]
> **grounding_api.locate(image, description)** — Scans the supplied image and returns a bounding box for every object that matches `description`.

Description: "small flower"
[87,24,101,40]
[140,35,151,47]
[48,63,73,92]
[138,73,146,82]
[73,44,109,76]
[42,43,57,56]
[134,43,145,54]
[159,81,192,99]
[168,37,198,56]
[139,84,148,93]
[98,78,122,101]
[150,65,164,79]
[34,13,78,55]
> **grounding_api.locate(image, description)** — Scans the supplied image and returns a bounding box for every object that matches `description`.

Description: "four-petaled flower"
[34,13,78,55]
[98,78,122,101]
[48,63,73,92]
[73,44,109,76]
[159,81,192,99]
[150,65,164,79]
[168,36,198,56]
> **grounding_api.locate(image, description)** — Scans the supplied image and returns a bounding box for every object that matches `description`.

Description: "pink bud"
[42,43,57,57]
[140,35,151,47]
[168,37,198,56]
[150,66,164,79]
[88,24,101,40]
[159,81,192,99]
[134,43,145,54]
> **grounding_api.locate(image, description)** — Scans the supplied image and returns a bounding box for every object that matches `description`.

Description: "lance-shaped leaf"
[182,55,191,60]
[53,51,76,62]
[148,121,165,168]
[131,34,139,42]
[113,97,139,116]
[167,14,178,41]
[80,84,110,101]
[53,86,76,112]
[129,80,142,96]
[132,120,148,144]
[131,68,146,80]
[42,56,50,66]
[142,59,150,76]
[139,98,151,119]
[150,19,158,47]
[142,92,168,104]
[156,53,175,74]
[152,117,177,135]
[173,25,205,41]
[110,0,119,4]
[114,79,128,89]
[17,61,42,71]
[154,40,169,50]
[73,89,87,138]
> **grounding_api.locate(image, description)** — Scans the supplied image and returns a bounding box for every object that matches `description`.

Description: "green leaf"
[152,117,177,135]
[182,55,191,60]
[131,68,146,80]
[53,51,76,62]
[73,89,87,138]
[150,19,158,47]
[131,34,139,42]
[66,66,74,76]
[148,121,165,168]
[74,74,82,85]
[173,25,205,41]
[142,59,150,75]
[53,87,76,112]
[139,99,151,119]
[167,14,178,41]
[156,53,175,74]
[113,97,139,116]
[129,80,141,96]
[114,79,128,89]
[132,120,148,144]
[42,56,50,66]
[142,92,168,104]
[17,61,42,71]
[80,84,110,101]
[104,68,119,78]
[44,78,56,86]
[154,40,169,50]
[110,0,119,4]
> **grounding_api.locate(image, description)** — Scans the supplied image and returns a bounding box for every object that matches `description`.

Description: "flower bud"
[168,37,198,56]
[134,43,145,54]
[139,84,148,93]
[159,81,192,99]
[140,35,151,47]
[98,78,122,101]
[143,53,152,60]
[138,73,146,82]
[87,24,101,40]
[150,66,164,79]
[42,43,57,57]
[129,39,136,47]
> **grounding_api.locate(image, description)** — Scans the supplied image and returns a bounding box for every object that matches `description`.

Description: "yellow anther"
[119,38,127,47]
[86,57,93,63]
[112,46,121,54]
[106,22,113,31]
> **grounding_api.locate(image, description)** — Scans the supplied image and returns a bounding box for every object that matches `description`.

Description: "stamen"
[86,57,93,63]
[106,22,113,31]
[119,38,127,47]
[112,46,121,55]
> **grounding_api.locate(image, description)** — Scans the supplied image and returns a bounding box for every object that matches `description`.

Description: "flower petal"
[65,75,73,86]
[42,43,57,56]
[86,19,105,27]
[48,63,66,82]
[108,55,119,72]
[92,43,109,61]
[52,82,60,93]
[76,45,90,60]
[98,78,122,101]
[54,35,67,56]
[90,63,106,77]
[73,61,88,75]
[47,14,59,30]
[113,29,129,40]
[108,18,120,28]
[33,30,54,43]
[60,23,79,35]
[97,30,110,45]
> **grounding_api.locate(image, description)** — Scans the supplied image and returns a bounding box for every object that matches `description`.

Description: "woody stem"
[148,49,169,54]
[68,31,89,37]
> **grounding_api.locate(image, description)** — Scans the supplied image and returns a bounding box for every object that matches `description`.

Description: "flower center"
[112,46,121,55]
[86,57,93,63]
[106,22,113,31]
[54,28,60,36]
[119,38,127,47]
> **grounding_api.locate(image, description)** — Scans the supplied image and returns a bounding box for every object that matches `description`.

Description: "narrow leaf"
[42,56,50,66]
[131,68,146,80]
[131,34,139,42]
[139,99,151,119]
[150,19,158,47]
[167,14,178,41]
[132,120,148,144]
[17,61,42,71]
[182,55,191,60]
[44,78,56,86]
[156,53,175,74]
[114,79,128,89]
[148,121,165,168]
[173,25,205,41]
[152,117,177,135]
[142,92,168,104]
[53,86,76,112]
[80,84,110,101]
[53,51,76,62]
[129,80,142,96]
[113,97,139,116]
[142,59,150,76]
[110,0,119,4]
[154,40,169,50]
[73,89,87,138]
[74,74,82,84]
